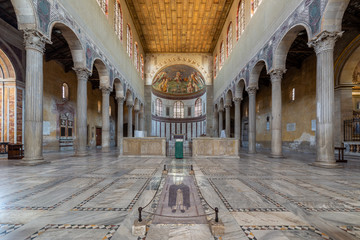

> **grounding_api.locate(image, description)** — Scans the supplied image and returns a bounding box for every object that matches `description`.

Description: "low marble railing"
[343,141,360,155]
[192,138,239,157]
[123,137,166,156]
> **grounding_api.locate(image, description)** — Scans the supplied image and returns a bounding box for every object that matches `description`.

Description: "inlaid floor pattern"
[0,150,359,240]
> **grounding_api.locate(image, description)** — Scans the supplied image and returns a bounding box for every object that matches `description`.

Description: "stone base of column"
[269,153,285,159]
[74,151,88,157]
[248,150,256,154]
[101,147,110,153]
[15,158,50,166]
[309,161,342,168]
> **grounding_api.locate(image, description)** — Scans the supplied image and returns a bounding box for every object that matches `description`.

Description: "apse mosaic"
[152,65,205,95]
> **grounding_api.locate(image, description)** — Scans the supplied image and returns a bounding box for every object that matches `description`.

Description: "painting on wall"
[152,64,205,95]
[353,61,360,84]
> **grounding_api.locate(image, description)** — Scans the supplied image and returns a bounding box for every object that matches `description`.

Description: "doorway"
[96,127,102,146]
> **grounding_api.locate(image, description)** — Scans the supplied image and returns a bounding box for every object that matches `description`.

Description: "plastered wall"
[213,0,303,99]
[42,60,116,151]
[239,55,317,152]
[60,0,145,96]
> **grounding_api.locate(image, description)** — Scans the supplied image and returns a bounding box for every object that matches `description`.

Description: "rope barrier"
[142,210,214,218]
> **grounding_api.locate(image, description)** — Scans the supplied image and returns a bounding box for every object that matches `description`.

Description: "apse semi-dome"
[152,64,205,98]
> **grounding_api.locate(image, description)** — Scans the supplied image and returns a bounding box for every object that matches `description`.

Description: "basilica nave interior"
[0,0,359,239]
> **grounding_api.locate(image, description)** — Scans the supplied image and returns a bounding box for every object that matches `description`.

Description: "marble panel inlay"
[0,224,23,237]
[25,224,119,240]
[208,178,286,212]
[240,226,330,240]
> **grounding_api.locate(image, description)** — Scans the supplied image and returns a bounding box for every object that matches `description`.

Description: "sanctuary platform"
[122,137,166,156]
[192,137,239,157]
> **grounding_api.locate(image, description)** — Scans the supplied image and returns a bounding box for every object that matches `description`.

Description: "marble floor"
[0,150,359,240]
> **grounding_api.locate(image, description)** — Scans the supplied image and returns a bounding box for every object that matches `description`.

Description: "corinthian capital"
[116,96,125,103]
[73,68,91,82]
[270,69,286,84]
[308,31,343,54]
[100,87,111,95]
[233,97,242,104]
[247,86,257,95]
[23,29,51,53]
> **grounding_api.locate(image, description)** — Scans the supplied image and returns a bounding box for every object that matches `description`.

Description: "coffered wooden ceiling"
[125,0,235,53]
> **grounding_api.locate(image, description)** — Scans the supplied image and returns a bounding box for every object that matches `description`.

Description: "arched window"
[97,0,109,15]
[114,0,123,41]
[174,101,184,118]
[251,0,262,16]
[62,83,69,100]
[237,0,245,40]
[134,42,139,70]
[220,41,224,69]
[195,98,202,117]
[214,55,217,78]
[97,100,101,113]
[227,23,233,57]
[127,24,132,58]
[140,55,144,80]
[156,98,162,116]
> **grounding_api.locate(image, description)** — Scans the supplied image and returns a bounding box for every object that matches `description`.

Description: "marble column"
[21,30,50,165]
[116,97,124,154]
[127,103,134,137]
[248,87,257,154]
[270,69,286,158]
[218,108,224,136]
[234,98,242,140]
[139,108,145,131]
[74,68,91,156]
[309,31,342,168]
[101,87,111,149]
[213,107,219,137]
[134,110,139,131]
[225,103,231,138]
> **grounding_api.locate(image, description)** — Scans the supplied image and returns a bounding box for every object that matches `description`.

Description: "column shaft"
[270,69,285,158]
[134,111,139,131]
[116,97,124,153]
[225,105,231,138]
[248,87,257,154]
[22,30,48,164]
[75,69,90,156]
[101,88,110,149]
[309,31,342,167]
[218,109,224,135]
[213,109,219,137]
[127,105,133,137]
[234,98,241,139]
[140,112,145,131]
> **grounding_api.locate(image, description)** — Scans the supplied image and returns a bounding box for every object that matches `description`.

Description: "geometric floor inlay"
[0,224,23,237]
[240,226,331,240]
[25,224,120,240]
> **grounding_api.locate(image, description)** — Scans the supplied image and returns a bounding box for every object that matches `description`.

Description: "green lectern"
[174,134,184,159]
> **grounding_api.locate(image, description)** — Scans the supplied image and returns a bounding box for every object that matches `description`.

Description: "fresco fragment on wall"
[152,65,205,95]
[309,0,321,33]
[37,0,51,33]
[353,61,360,85]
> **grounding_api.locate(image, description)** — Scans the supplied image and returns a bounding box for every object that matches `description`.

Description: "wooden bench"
[335,147,347,163]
